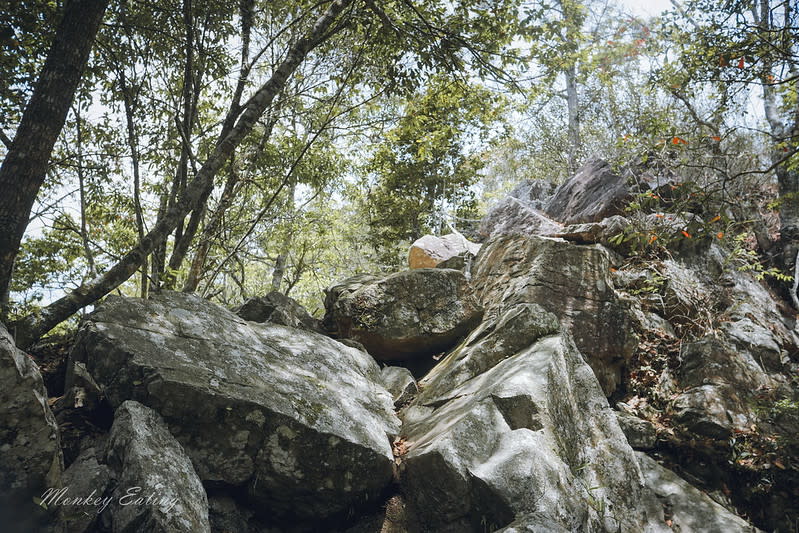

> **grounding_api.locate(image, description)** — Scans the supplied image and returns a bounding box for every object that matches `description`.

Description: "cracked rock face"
[472,234,637,396]
[324,268,483,361]
[68,292,400,523]
[105,400,210,533]
[0,322,63,532]
[400,325,655,532]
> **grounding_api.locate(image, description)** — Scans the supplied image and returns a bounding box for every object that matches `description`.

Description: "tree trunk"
[564,63,581,174]
[10,0,354,348]
[0,0,109,316]
[165,0,256,288]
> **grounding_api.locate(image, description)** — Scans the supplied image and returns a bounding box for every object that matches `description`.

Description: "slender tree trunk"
[271,180,297,292]
[759,0,799,273]
[0,0,109,317]
[166,0,256,286]
[119,69,148,299]
[10,0,354,347]
[564,63,581,174]
[74,105,96,278]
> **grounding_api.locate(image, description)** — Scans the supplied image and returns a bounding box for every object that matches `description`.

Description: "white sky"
[619,0,673,17]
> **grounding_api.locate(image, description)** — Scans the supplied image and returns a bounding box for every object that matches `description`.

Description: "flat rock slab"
[68,292,399,523]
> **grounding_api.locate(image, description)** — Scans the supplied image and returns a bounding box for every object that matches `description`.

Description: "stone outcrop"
[408,233,481,269]
[479,196,562,240]
[324,268,483,361]
[0,322,63,533]
[472,234,637,395]
[68,292,400,525]
[544,158,630,224]
[637,453,760,533]
[399,313,658,532]
[235,290,322,332]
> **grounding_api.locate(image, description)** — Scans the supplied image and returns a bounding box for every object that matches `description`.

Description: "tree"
[363,78,499,265]
[10,0,355,347]
[0,0,109,316]
[657,0,798,274]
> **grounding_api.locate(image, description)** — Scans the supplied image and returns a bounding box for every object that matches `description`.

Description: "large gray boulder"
[408,233,481,269]
[105,401,210,533]
[400,325,658,532]
[544,159,630,225]
[472,234,637,395]
[57,446,113,533]
[68,292,400,524]
[0,322,63,532]
[479,196,563,240]
[324,268,483,361]
[235,290,322,333]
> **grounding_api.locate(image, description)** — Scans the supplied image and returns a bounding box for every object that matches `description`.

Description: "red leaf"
[710,135,721,141]
[681,230,692,238]
[737,57,745,69]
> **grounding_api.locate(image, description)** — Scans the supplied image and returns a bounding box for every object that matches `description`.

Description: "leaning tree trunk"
[0,0,109,316]
[10,0,355,348]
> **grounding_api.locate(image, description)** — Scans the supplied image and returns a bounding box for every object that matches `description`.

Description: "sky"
[619,0,673,17]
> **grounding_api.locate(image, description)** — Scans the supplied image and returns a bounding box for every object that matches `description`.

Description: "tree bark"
[0,0,109,317]
[10,0,354,347]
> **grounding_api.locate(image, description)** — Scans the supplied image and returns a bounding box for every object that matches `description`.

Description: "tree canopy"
[0,0,797,346]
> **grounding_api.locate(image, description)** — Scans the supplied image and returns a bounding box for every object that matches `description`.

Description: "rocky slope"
[2,159,797,532]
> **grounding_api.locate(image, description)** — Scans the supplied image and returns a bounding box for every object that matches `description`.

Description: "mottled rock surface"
[324,269,483,361]
[236,291,322,332]
[544,158,630,224]
[68,292,400,524]
[472,234,637,395]
[0,322,63,532]
[105,400,210,533]
[408,233,481,269]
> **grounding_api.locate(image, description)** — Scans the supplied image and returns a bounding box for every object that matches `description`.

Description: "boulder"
[56,447,113,533]
[637,453,761,532]
[68,292,400,525]
[544,159,630,224]
[0,322,63,532]
[400,327,658,532]
[324,269,483,361]
[381,366,418,406]
[479,196,562,240]
[105,400,210,533]
[235,290,322,332]
[472,234,637,395]
[408,233,481,269]
[506,179,556,209]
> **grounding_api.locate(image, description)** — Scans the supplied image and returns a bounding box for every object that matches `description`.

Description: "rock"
[637,453,761,532]
[381,366,418,406]
[506,179,556,209]
[56,447,113,533]
[544,159,630,224]
[472,234,637,395]
[400,330,657,532]
[548,215,630,245]
[615,409,658,450]
[105,400,210,533]
[68,292,399,524]
[479,196,563,240]
[324,269,483,361]
[408,233,481,269]
[0,322,63,532]
[236,291,322,333]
